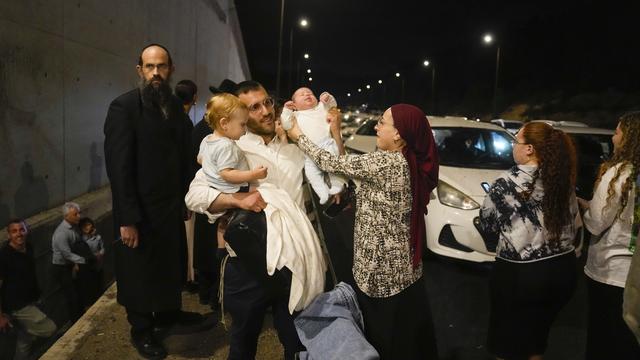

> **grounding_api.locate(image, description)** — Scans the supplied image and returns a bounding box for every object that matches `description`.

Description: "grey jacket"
[294,282,379,360]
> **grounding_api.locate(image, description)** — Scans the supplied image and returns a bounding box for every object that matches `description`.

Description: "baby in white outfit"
[280,87,345,204]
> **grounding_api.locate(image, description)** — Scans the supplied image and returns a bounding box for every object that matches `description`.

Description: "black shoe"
[131,332,167,359]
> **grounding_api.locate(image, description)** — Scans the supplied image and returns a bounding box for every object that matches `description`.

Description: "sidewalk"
[41,284,284,359]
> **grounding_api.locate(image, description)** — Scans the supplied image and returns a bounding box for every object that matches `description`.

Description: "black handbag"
[224,210,291,297]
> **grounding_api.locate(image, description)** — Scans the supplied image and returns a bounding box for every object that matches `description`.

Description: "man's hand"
[120,225,139,248]
[0,313,12,332]
[237,191,267,213]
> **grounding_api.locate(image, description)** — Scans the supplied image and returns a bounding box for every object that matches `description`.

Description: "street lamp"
[483,33,501,116]
[288,17,310,94]
[307,69,311,74]
[308,77,313,82]
[357,88,362,92]
[378,80,383,84]
[276,0,286,97]
[366,84,371,89]
[347,93,351,97]
[395,72,405,102]
[423,59,436,112]
[296,53,310,85]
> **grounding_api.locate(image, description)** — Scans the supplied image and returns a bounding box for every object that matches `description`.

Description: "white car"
[345,116,517,262]
[530,120,614,199]
[491,119,523,135]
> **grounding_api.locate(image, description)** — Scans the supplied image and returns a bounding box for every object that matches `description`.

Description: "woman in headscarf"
[287,104,439,358]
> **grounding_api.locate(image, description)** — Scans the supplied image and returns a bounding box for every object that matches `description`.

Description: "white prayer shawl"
[258,183,327,314]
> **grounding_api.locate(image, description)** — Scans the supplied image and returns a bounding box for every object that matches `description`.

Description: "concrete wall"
[0,0,251,225]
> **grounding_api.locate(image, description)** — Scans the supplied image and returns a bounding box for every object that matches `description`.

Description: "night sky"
[234,0,640,116]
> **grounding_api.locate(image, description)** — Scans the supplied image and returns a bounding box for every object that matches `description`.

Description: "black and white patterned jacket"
[480,165,578,262]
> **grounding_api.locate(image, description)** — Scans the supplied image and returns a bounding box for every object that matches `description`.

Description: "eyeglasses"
[376,117,393,127]
[510,140,529,146]
[248,97,275,113]
[142,63,170,72]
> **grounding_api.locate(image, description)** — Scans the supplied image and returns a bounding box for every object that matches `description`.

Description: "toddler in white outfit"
[197,93,267,250]
[280,87,345,204]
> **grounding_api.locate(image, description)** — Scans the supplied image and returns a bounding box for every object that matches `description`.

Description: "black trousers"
[194,214,220,307]
[77,265,104,308]
[52,264,82,322]
[488,253,576,359]
[223,257,304,360]
[355,276,438,360]
[586,277,640,360]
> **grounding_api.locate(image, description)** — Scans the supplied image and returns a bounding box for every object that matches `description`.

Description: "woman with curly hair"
[480,122,579,360]
[579,111,640,359]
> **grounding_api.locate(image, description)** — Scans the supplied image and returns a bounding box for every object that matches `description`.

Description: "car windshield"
[504,122,522,130]
[433,127,515,169]
[355,119,377,135]
[570,133,613,198]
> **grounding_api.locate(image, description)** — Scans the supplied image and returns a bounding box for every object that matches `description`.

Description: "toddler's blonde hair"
[205,93,248,131]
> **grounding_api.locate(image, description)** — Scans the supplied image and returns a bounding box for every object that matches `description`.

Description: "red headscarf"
[390,104,439,267]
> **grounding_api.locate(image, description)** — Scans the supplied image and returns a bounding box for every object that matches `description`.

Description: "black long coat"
[104,89,191,312]
[191,118,218,272]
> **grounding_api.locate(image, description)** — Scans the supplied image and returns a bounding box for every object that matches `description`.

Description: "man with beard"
[185,81,309,359]
[104,43,199,359]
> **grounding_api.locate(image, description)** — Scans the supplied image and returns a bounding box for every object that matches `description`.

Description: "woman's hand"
[286,115,303,142]
[577,197,590,211]
[326,107,342,133]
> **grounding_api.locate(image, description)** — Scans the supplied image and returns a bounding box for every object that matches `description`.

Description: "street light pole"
[493,46,501,117]
[276,0,285,97]
[423,60,436,112]
[431,65,436,113]
[288,28,294,94]
[483,33,500,117]
[287,18,309,95]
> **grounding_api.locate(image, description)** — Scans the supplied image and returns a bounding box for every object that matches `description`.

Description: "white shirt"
[584,163,636,287]
[237,132,305,207]
[184,132,305,222]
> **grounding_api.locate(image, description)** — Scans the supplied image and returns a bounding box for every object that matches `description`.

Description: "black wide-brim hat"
[209,79,238,94]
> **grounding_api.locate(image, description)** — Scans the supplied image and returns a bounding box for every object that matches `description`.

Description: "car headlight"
[437,181,480,210]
